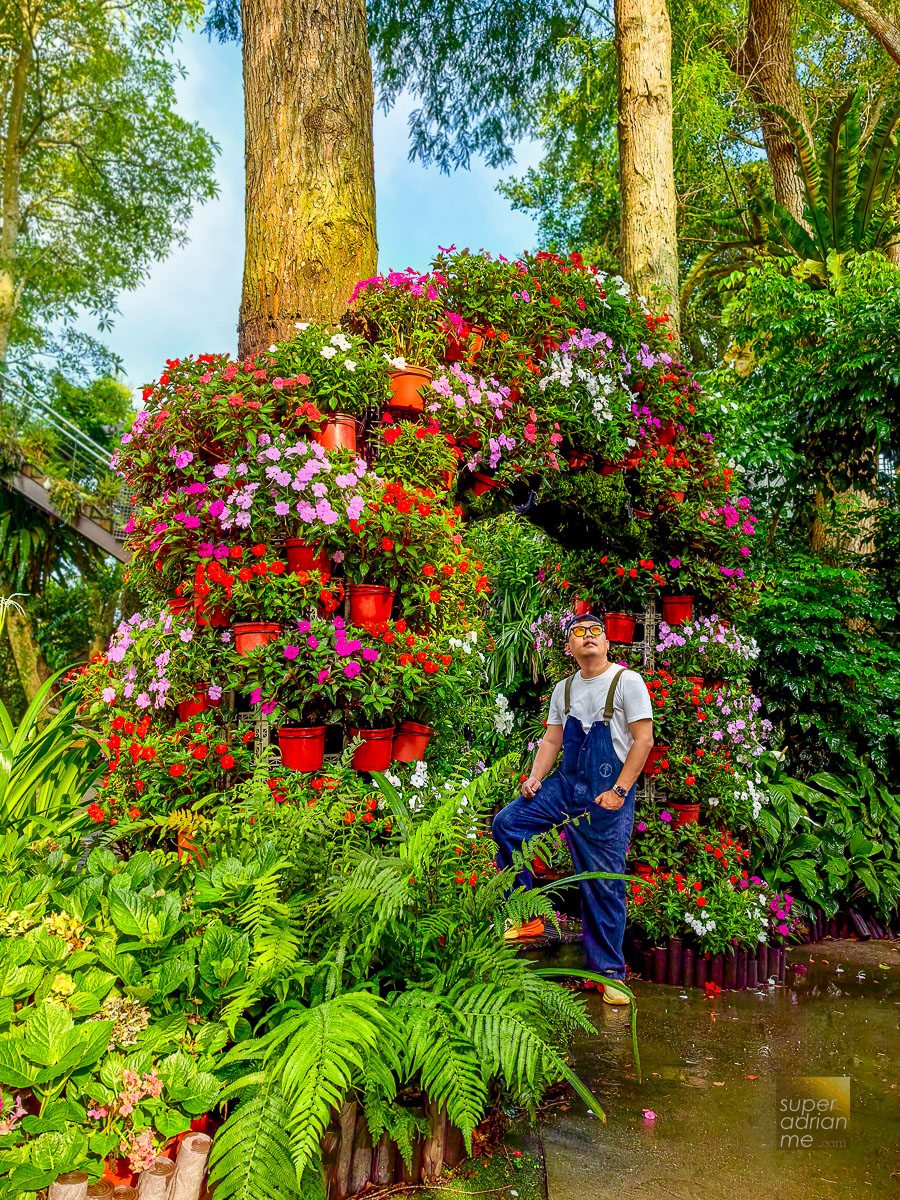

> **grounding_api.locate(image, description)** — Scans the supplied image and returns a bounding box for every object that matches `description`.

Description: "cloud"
[87,32,542,395]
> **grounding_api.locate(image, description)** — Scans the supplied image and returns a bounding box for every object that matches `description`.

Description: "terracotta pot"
[177,827,208,868]
[313,412,359,452]
[708,678,725,691]
[671,802,700,827]
[664,489,686,504]
[349,726,395,772]
[177,687,210,721]
[643,745,670,775]
[662,594,693,625]
[103,1159,136,1187]
[168,597,192,617]
[388,366,433,411]
[234,621,282,655]
[348,583,394,624]
[279,725,326,772]
[284,537,330,574]
[392,720,433,762]
[604,612,636,643]
[473,471,503,497]
[687,675,705,686]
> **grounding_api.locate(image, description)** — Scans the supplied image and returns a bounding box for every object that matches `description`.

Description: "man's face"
[567,621,608,662]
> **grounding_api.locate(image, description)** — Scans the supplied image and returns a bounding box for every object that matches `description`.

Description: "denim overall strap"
[602,667,627,722]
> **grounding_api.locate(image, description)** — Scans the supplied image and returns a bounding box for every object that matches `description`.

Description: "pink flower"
[101,687,116,704]
[307,636,319,648]
[283,645,300,660]
[317,669,330,683]
[362,647,379,662]
[343,662,361,679]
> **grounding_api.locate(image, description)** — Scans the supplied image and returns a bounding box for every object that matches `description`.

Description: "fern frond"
[854,96,900,244]
[206,1077,299,1200]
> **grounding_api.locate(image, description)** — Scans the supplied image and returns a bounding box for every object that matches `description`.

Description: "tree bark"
[238,0,377,358]
[0,32,34,369]
[835,0,900,65]
[4,602,51,705]
[735,0,812,222]
[615,0,679,343]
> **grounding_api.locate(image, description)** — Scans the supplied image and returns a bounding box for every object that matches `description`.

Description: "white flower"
[344,359,357,372]
[330,333,352,351]
[388,355,407,370]
[320,346,337,359]
[268,344,278,352]
[294,322,309,330]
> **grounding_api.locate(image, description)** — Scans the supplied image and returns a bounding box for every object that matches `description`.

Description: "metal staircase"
[1,383,132,563]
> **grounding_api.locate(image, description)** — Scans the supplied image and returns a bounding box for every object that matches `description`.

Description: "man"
[491,613,654,1005]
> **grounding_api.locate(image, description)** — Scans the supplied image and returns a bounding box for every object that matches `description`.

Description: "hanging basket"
[278,725,327,771]
[348,583,395,625]
[604,613,636,643]
[350,727,395,771]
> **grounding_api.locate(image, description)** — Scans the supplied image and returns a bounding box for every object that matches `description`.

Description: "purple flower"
[283,645,300,660]
[208,684,222,701]
[296,620,311,634]
[136,692,151,709]
[669,558,681,568]
[175,450,193,469]
[636,821,647,832]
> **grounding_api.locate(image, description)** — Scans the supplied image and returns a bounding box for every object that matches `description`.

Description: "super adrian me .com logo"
[777,1077,850,1150]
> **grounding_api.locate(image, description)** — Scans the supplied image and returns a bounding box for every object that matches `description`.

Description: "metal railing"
[1,378,131,538]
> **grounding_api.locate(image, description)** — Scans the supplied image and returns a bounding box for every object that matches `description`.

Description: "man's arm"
[521,723,563,798]
[595,718,654,809]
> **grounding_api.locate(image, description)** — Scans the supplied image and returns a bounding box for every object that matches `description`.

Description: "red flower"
[251,544,266,557]
[238,568,253,582]
[129,806,140,820]
[381,538,394,551]
[429,589,441,603]
[169,764,185,777]
[220,754,235,769]
[230,546,243,559]
[191,745,208,759]
[270,561,285,574]
[88,803,105,822]
[422,564,436,577]
[344,812,355,824]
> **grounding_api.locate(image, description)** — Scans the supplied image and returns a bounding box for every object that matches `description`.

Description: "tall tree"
[615,0,679,332]
[834,0,900,64]
[0,0,218,385]
[237,0,377,357]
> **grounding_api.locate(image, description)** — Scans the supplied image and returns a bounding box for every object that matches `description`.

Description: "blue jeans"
[492,715,635,979]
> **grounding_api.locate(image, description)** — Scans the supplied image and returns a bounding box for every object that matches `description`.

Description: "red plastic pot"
[657,419,677,445]
[103,1158,137,1187]
[664,489,686,504]
[234,621,282,655]
[572,598,593,616]
[633,508,653,521]
[169,597,192,617]
[284,537,330,574]
[604,613,636,643]
[662,594,693,625]
[278,725,326,771]
[671,803,700,827]
[473,471,503,497]
[313,413,359,452]
[349,727,395,771]
[566,449,592,469]
[388,366,433,411]
[348,583,394,624]
[177,687,210,721]
[632,863,655,881]
[391,720,433,762]
[195,600,230,627]
[643,745,670,775]
[600,461,625,475]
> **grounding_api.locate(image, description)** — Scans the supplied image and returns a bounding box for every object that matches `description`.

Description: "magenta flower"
[362,647,379,663]
[317,669,330,683]
[343,662,361,679]
[307,636,319,649]
[660,810,672,823]
[250,688,262,704]
[283,645,300,660]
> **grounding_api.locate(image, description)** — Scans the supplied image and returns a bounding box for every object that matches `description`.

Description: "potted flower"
[376,415,460,493]
[592,557,666,643]
[228,556,327,654]
[348,270,448,410]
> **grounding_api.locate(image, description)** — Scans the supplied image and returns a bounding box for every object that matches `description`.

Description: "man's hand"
[521,775,543,800]
[594,789,625,810]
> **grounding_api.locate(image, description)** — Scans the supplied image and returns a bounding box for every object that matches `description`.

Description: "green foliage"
[756,758,900,918]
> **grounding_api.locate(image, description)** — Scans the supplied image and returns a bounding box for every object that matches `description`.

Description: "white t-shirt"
[546,665,653,763]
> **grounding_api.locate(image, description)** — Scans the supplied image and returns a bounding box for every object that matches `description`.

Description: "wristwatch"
[612,784,628,800]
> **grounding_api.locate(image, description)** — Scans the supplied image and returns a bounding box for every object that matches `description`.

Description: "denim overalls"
[492,668,636,979]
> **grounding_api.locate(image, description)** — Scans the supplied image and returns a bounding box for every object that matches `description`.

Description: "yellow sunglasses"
[570,624,605,638]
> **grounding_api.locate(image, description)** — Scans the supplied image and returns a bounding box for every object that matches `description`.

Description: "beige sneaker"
[503,918,545,941]
[602,982,631,1006]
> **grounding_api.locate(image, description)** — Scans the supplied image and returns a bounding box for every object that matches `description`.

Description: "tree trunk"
[835,0,900,65]
[5,603,51,706]
[615,0,679,343]
[0,35,33,369]
[238,0,377,359]
[736,0,812,222]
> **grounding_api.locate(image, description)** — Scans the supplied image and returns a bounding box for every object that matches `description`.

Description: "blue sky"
[104,31,541,395]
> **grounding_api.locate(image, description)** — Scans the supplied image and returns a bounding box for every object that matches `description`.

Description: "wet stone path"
[537,940,900,1199]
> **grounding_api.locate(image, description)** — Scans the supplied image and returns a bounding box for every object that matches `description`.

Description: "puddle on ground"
[536,940,900,1199]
